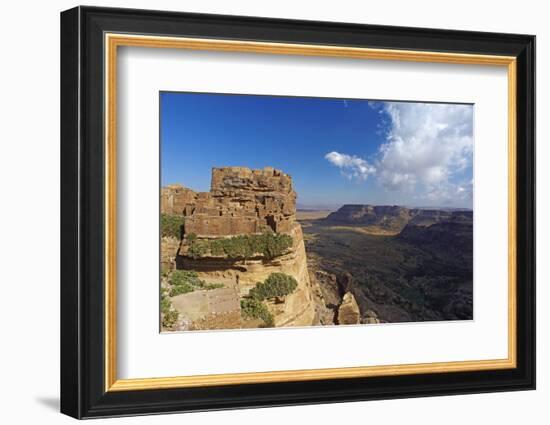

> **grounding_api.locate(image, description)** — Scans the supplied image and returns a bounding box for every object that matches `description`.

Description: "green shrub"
[160,264,171,278]
[186,233,293,260]
[161,214,184,239]
[160,291,179,328]
[249,273,298,301]
[263,233,293,259]
[223,235,254,258]
[168,270,224,295]
[188,240,208,258]
[169,282,194,296]
[240,298,274,327]
[171,270,201,286]
[210,239,225,256]
[160,292,171,312]
[162,310,179,328]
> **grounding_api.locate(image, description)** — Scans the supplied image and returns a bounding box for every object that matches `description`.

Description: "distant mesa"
[325,204,472,232]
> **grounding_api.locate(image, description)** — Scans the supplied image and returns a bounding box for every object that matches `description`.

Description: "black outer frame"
[60,5,536,419]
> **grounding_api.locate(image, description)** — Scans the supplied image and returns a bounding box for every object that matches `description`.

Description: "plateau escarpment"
[325,204,472,233]
[160,167,326,331]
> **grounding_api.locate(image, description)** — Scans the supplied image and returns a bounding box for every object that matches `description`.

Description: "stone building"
[161,167,297,237]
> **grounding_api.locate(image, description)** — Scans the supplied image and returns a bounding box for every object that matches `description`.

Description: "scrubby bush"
[168,270,224,296]
[161,214,184,239]
[160,292,171,312]
[162,310,179,328]
[240,298,274,327]
[160,264,171,278]
[169,282,194,296]
[258,233,294,259]
[187,240,209,258]
[186,233,293,260]
[249,273,298,301]
[161,290,179,328]
[210,239,225,256]
[171,270,202,286]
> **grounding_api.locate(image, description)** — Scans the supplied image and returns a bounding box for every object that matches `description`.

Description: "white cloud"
[325,151,376,181]
[423,179,473,204]
[376,102,473,200]
[324,102,473,205]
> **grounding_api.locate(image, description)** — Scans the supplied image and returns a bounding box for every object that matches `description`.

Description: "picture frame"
[60,5,535,419]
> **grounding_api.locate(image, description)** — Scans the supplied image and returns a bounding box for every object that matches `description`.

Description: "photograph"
[159,92,474,332]
[58,4,536,419]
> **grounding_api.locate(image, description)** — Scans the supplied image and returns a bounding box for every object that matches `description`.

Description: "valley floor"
[298,216,474,323]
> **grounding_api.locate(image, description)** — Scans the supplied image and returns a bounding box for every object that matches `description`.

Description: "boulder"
[337,292,361,325]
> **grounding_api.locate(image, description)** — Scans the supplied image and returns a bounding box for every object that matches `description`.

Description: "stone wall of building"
[160,184,197,216]
[161,167,297,237]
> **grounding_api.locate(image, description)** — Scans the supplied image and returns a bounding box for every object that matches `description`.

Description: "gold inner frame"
[104,33,517,392]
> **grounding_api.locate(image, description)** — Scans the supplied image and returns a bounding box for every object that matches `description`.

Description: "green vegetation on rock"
[239,272,298,328]
[168,270,224,296]
[240,298,274,327]
[161,214,184,239]
[187,240,209,259]
[249,273,298,301]
[160,264,171,278]
[161,290,179,328]
[187,233,293,260]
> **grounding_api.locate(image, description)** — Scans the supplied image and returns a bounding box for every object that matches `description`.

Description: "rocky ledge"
[161,167,323,330]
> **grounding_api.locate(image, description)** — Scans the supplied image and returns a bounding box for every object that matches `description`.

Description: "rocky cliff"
[161,167,321,330]
[325,204,472,232]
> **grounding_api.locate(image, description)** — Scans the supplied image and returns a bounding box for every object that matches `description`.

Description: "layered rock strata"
[162,167,320,330]
[337,292,361,325]
[325,204,472,232]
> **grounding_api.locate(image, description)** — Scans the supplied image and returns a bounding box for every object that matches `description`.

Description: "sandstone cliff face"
[337,292,361,325]
[177,223,316,327]
[160,236,180,271]
[161,167,320,330]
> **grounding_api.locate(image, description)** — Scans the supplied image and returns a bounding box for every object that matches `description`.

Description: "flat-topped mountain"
[325,204,472,231]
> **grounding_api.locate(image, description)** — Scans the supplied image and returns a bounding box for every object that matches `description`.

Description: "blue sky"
[161,92,473,209]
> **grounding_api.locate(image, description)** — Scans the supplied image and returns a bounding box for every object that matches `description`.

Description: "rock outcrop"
[161,184,197,216]
[337,292,361,325]
[162,167,296,237]
[160,236,180,271]
[162,167,321,330]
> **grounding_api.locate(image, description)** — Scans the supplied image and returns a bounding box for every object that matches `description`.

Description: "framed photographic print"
[60,6,536,419]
